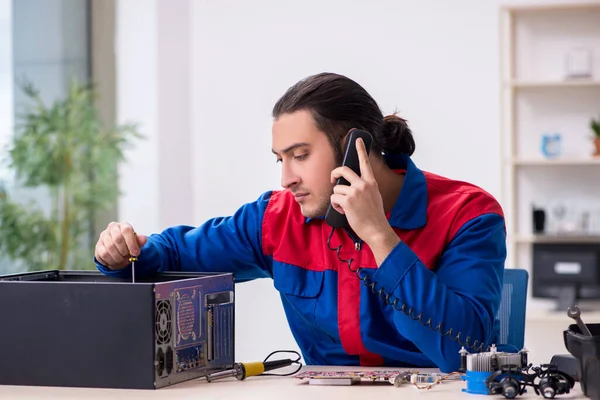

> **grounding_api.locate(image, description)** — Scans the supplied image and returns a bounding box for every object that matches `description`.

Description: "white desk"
[0,366,588,400]
[0,313,593,399]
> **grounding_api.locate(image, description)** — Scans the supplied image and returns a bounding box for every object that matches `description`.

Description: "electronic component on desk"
[411,373,441,384]
[486,364,574,399]
[294,370,461,388]
[549,354,580,382]
[459,345,575,398]
[460,344,529,395]
[295,370,415,386]
[0,269,235,389]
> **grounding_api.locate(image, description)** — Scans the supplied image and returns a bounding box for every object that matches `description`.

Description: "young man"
[95,72,506,373]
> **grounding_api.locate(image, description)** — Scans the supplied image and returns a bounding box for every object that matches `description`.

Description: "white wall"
[115,0,195,235]
[116,0,578,364]
[115,0,159,235]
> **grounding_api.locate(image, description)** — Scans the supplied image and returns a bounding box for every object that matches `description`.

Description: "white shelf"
[508,157,600,166]
[500,2,600,287]
[502,2,600,13]
[508,80,600,89]
[514,235,600,244]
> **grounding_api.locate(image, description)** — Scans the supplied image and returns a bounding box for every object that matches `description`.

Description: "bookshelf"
[508,80,600,89]
[508,157,600,166]
[500,2,600,310]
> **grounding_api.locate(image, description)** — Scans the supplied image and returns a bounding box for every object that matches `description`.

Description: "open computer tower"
[0,270,235,389]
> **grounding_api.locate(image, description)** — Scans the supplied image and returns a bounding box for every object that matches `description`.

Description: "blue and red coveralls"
[96,153,507,373]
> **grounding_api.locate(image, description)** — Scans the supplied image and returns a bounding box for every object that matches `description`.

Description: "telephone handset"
[323,129,488,356]
[324,129,373,229]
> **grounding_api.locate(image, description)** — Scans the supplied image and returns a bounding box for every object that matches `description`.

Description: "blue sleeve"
[370,213,506,373]
[95,191,274,282]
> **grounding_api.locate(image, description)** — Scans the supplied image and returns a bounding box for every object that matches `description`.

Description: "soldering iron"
[206,351,301,382]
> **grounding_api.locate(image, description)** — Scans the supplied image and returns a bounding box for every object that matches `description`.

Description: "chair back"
[496,268,529,352]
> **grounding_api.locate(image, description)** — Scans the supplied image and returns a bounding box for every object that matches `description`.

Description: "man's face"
[272,110,338,218]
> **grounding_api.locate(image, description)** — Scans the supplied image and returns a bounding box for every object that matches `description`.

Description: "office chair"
[496,268,529,352]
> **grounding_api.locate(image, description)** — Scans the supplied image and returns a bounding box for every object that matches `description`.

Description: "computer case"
[0,270,235,389]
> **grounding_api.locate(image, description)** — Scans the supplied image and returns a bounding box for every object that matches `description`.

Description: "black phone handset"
[324,129,374,229]
[324,129,487,354]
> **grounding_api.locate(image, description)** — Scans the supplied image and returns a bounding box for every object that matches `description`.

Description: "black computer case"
[0,270,235,389]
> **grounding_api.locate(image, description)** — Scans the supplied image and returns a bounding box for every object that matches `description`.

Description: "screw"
[567,306,592,336]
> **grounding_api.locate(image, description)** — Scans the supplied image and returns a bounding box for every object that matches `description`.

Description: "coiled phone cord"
[326,226,487,353]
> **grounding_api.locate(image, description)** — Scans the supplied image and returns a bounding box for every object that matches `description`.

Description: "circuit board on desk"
[294,370,417,386]
[294,370,463,387]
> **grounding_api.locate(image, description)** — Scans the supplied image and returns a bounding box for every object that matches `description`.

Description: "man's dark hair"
[272,72,415,163]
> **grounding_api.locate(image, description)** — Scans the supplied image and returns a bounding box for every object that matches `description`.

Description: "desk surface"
[0,366,588,400]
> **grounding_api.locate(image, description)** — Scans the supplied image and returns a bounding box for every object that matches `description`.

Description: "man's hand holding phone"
[330,138,400,263]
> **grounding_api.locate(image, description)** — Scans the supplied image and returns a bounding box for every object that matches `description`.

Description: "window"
[0,0,92,274]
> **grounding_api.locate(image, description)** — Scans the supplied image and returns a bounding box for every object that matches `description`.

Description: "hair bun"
[380,114,415,155]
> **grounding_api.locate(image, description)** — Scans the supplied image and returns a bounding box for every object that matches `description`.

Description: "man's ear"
[332,128,359,167]
[339,128,357,154]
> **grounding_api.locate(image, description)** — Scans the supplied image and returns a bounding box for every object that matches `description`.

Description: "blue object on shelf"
[540,133,562,158]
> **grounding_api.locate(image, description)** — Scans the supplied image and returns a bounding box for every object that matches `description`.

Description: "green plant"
[0,78,142,271]
[592,116,600,138]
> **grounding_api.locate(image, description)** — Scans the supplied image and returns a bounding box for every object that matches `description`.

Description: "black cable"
[260,350,303,377]
[326,226,487,353]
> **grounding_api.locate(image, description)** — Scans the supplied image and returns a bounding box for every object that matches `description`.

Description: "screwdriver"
[206,358,296,382]
[130,232,139,283]
[129,255,137,283]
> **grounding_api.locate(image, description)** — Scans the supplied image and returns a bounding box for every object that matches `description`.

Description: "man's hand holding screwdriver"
[95,222,147,270]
